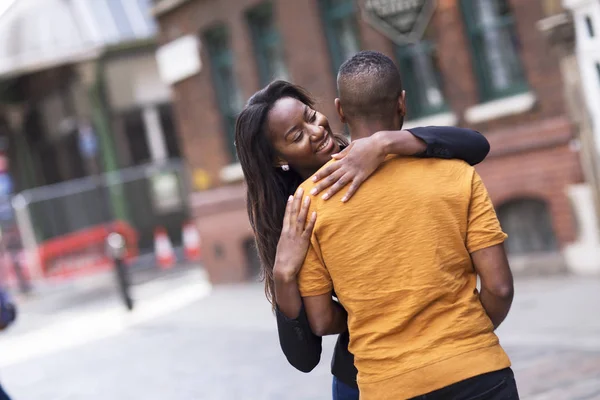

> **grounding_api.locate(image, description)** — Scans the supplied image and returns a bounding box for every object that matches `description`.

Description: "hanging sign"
[361,0,437,44]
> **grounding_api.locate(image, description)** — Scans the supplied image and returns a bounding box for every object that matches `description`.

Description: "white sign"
[150,172,183,213]
[156,35,202,85]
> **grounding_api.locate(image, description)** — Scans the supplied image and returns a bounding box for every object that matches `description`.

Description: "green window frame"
[204,25,241,160]
[460,0,527,101]
[247,2,289,86]
[395,40,448,120]
[319,0,361,75]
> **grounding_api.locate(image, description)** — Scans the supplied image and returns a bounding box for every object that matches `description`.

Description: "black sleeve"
[276,302,322,373]
[408,126,490,166]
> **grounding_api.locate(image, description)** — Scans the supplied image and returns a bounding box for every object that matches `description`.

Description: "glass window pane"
[216,64,243,113]
[464,0,525,99]
[474,24,523,93]
[397,43,445,118]
[206,27,242,159]
[248,4,289,85]
[333,17,360,62]
[263,42,289,81]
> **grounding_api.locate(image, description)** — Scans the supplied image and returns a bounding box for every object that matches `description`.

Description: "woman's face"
[267,97,340,179]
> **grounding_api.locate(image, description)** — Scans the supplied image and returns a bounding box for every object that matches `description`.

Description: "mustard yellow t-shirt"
[298,157,510,400]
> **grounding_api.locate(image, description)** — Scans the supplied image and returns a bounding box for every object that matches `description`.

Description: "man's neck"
[348,120,399,140]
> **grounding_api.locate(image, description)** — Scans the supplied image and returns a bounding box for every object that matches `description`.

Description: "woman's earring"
[281,164,290,172]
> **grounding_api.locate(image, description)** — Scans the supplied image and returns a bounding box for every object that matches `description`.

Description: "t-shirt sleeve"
[466,171,508,253]
[298,239,333,297]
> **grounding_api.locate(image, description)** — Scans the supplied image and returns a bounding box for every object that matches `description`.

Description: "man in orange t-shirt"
[298,51,519,399]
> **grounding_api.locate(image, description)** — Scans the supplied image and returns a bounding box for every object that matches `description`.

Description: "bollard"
[105,232,134,311]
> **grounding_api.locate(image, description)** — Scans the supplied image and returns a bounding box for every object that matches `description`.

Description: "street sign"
[361,0,437,44]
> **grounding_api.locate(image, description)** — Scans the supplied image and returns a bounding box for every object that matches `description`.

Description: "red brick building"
[152,0,584,282]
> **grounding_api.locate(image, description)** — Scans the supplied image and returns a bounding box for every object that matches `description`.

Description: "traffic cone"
[182,221,202,261]
[154,227,175,269]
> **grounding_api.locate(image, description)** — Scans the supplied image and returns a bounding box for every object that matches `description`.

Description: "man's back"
[298,156,511,399]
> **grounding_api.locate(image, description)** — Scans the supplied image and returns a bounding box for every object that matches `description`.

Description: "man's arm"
[297,239,347,337]
[471,244,514,329]
[303,293,348,337]
[466,171,513,330]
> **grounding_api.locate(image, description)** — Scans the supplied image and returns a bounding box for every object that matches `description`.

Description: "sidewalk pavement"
[0,274,598,399]
[7,261,207,337]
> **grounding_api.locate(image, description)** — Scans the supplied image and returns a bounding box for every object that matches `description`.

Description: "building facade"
[153,0,590,282]
[0,0,190,282]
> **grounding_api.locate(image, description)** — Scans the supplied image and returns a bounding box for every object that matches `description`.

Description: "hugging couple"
[235,51,519,400]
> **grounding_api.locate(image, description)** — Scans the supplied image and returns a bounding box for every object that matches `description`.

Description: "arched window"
[497,198,558,255]
[395,25,447,119]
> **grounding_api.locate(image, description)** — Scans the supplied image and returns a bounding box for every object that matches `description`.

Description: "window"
[395,36,447,119]
[158,104,181,159]
[123,109,151,165]
[461,0,527,101]
[319,0,361,74]
[247,3,289,86]
[205,26,243,160]
[497,199,558,255]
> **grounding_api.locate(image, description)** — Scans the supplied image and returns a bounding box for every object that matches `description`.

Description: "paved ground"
[0,273,599,399]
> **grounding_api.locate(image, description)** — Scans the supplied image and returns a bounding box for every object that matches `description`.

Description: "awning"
[0,0,157,78]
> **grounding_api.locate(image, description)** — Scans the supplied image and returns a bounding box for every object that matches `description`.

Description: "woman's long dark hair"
[235,81,348,308]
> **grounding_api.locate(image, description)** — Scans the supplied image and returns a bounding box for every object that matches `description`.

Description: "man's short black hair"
[337,51,403,122]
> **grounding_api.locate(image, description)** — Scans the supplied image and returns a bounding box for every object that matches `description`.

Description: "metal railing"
[10,160,190,282]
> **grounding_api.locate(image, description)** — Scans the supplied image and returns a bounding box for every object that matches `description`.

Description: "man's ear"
[397,90,407,118]
[335,98,346,124]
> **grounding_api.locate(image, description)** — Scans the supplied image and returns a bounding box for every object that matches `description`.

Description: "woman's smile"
[316,134,334,153]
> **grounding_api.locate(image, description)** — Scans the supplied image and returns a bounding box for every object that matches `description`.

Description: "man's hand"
[471,243,514,329]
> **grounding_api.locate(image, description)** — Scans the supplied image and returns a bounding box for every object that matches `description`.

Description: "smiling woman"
[234,81,349,307]
[267,97,340,180]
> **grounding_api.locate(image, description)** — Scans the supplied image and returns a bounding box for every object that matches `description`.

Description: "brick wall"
[156,0,584,281]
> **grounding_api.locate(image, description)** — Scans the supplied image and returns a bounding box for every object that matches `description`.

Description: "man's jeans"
[410,368,519,400]
[332,376,359,400]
